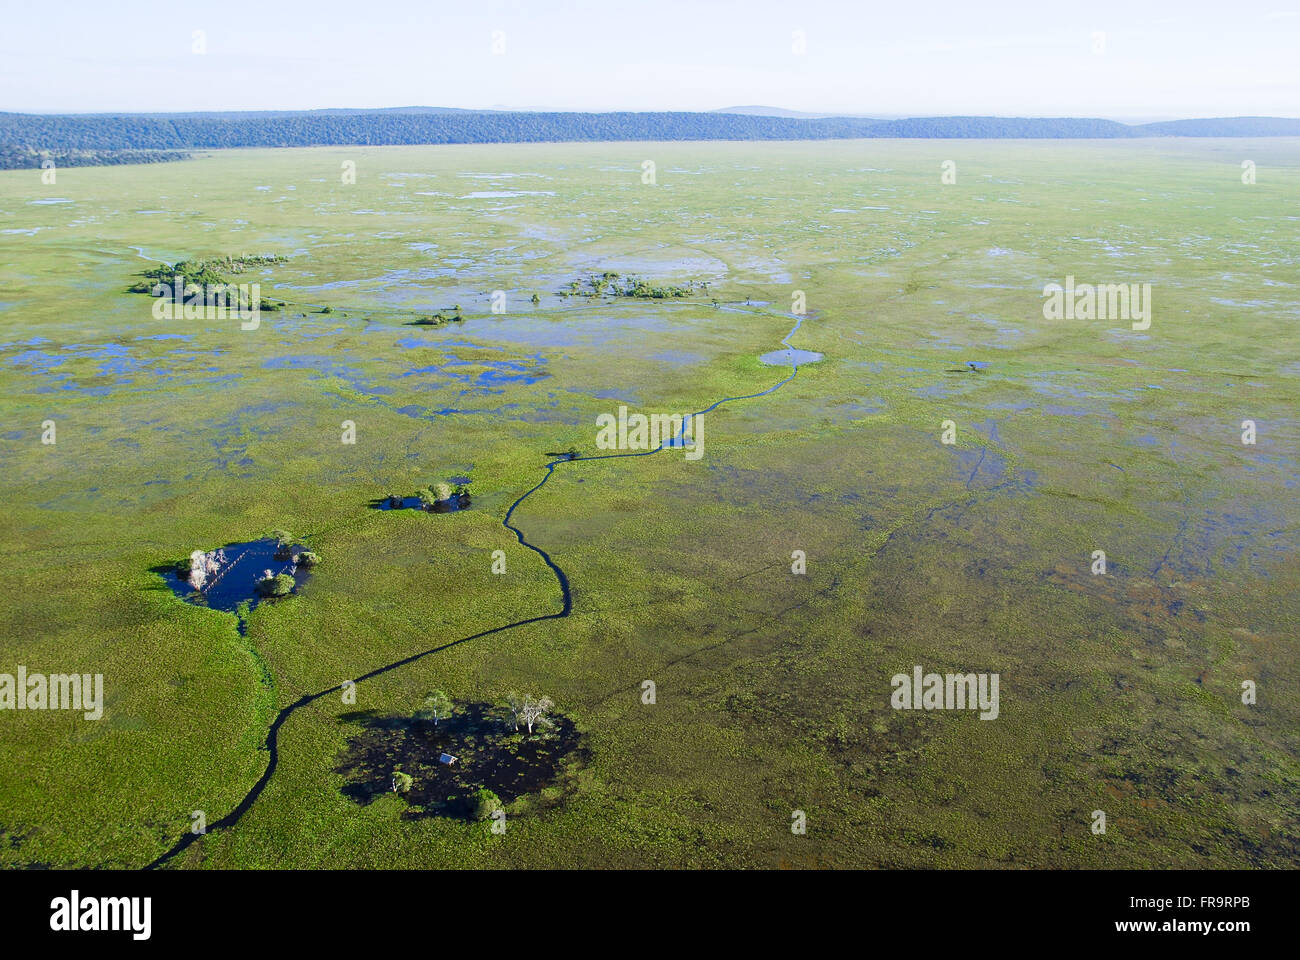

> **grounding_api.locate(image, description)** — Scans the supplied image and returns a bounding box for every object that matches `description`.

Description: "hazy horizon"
[5,104,1297,123]
[2,0,1298,117]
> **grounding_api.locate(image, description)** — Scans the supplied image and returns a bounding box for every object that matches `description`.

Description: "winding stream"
[145,310,813,869]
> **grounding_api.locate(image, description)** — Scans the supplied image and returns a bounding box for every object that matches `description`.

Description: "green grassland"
[0,139,1296,868]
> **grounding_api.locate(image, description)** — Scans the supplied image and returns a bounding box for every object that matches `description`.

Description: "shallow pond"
[161,538,311,614]
[335,702,587,820]
[374,496,425,511]
[758,348,824,366]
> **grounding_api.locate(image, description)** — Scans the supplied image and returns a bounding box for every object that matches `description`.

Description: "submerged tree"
[184,547,226,591]
[505,692,555,735]
[271,529,294,560]
[520,695,555,735]
[254,570,295,598]
[391,770,413,794]
[187,549,208,590]
[420,690,453,727]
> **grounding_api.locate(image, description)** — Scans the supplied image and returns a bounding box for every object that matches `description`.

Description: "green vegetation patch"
[560,272,706,300]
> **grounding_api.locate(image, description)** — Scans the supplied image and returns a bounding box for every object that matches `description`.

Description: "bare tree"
[186,548,227,591]
[518,695,554,735]
[187,549,208,590]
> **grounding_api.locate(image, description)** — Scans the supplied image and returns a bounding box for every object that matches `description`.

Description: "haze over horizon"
[6,104,1288,124]
[3,0,1298,118]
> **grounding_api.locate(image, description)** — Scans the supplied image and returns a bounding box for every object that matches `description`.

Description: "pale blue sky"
[2,0,1297,117]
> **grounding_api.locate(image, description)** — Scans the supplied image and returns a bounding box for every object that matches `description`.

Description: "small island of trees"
[411,309,464,327]
[173,530,318,606]
[558,272,707,300]
[254,571,296,597]
[381,480,471,512]
[130,254,289,313]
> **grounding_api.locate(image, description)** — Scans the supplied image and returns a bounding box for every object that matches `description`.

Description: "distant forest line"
[0,144,189,171]
[3,109,1299,169]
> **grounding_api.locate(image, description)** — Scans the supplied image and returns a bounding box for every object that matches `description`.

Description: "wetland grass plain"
[1,139,1297,869]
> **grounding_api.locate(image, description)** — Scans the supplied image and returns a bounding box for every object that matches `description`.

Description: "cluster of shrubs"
[130,256,288,312]
[257,532,318,597]
[412,306,464,326]
[385,481,472,512]
[390,773,500,821]
[254,572,296,598]
[558,272,705,300]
